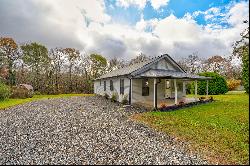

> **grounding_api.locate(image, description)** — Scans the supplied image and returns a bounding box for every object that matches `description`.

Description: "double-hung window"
[120,79,124,95]
[104,81,106,91]
[110,80,113,91]
[142,79,149,96]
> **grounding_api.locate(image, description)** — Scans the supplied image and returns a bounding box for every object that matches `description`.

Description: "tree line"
[0,38,151,94]
[0,25,248,94]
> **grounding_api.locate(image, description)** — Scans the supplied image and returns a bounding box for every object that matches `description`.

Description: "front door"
[165,79,172,98]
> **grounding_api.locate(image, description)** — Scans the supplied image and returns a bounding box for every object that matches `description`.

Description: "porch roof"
[134,69,212,80]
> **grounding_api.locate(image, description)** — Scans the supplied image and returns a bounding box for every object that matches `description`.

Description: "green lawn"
[131,92,249,165]
[0,94,94,110]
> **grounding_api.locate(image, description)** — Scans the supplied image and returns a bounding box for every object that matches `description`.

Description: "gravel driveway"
[0,96,207,165]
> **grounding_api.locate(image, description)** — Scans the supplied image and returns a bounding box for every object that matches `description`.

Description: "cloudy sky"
[0,0,249,60]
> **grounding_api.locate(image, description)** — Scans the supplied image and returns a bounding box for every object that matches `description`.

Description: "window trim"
[120,79,124,95]
[142,79,149,96]
[104,80,106,91]
[110,80,113,91]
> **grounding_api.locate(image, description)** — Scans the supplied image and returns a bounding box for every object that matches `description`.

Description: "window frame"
[120,79,124,95]
[142,79,149,96]
[104,80,106,91]
[110,80,114,91]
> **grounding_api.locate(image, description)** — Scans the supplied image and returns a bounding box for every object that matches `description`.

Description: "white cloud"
[116,0,147,9]
[0,0,248,61]
[116,0,169,10]
[150,0,170,10]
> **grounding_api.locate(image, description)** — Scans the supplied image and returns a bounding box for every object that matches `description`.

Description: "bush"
[159,103,167,111]
[242,49,249,93]
[191,72,228,95]
[179,100,185,105]
[0,82,11,101]
[10,86,32,99]
[227,79,241,91]
[111,92,118,102]
[199,96,206,101]
[34,91,42,95]
[121,94,129,105]
[104,93,109,99]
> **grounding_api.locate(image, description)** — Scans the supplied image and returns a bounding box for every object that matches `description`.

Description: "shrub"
[191,72,228,95]
[34,91,42,95]
[110,92,118,102]
[159,103,167,111]
[121,94,129,105]
[10,86,32,99]
[104,93,109,99]
[185,82,192,94]
[227,79,241,91]
[209,96,214,101]
[179,100,185,105]
[199,96,206,101]
[242,49,249,93]
[0,82,11,101]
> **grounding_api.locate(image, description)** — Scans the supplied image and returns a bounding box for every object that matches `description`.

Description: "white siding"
[94,77,130,102]
[150,58,177,71]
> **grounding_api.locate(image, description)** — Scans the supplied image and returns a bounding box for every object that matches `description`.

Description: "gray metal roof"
[96,54,211,80]
[134,69,213,80]
[97,59,152,79]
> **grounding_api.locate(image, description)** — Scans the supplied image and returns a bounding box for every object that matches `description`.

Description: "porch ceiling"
[133,69,212,80]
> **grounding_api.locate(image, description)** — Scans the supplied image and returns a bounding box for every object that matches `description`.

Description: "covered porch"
[130,70,212,109]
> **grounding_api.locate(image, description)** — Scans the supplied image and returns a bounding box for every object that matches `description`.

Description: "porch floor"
[133,97,198,110]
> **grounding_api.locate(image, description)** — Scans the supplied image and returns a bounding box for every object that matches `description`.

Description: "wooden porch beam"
[183,81,186,97]
[174,79,177,105]
[153,78,157,108]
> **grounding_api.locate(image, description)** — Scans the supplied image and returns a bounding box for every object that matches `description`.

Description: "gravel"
[0,96,208,165]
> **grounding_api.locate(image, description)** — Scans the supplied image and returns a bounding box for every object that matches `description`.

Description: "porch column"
[195,80,198,100]
[129,78,132,105]
[206,80,209,97]
[153,78,157,108]
[174,79,177,105]
[183,81,186,97]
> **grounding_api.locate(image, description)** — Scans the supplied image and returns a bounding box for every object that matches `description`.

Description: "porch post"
[183,81,186,97]
[174,79,177,105]
[195,80,198,99]
[129,78,132,105]
[206,80,209,97]
[153,78,157,108]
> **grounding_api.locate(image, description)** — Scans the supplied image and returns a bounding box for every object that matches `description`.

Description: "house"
[94,54,212,108]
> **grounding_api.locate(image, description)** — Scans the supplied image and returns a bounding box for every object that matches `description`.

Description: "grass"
[0,94,94,110]
[131,92,249,165]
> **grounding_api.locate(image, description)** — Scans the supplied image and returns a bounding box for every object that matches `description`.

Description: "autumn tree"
[129,53,151,65]
[0,37,21,85]
[90,54,107,79]
[178,52,204,74]
[21,42,50,91]
[233,25,249,93]
[49,48,66,93]
[62,48,80,92]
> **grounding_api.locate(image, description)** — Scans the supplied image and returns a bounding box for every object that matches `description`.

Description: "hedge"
[191,72,228,95]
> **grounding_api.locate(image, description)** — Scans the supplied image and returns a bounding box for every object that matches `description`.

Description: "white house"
[94,54,212,108]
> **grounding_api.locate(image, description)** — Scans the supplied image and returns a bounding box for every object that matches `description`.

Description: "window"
[142,79,149,96]
[110,80,113,91]
[104,81,106,91]
[166,80,170,89]
[120,79,124,95]
[100,80,101,86]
